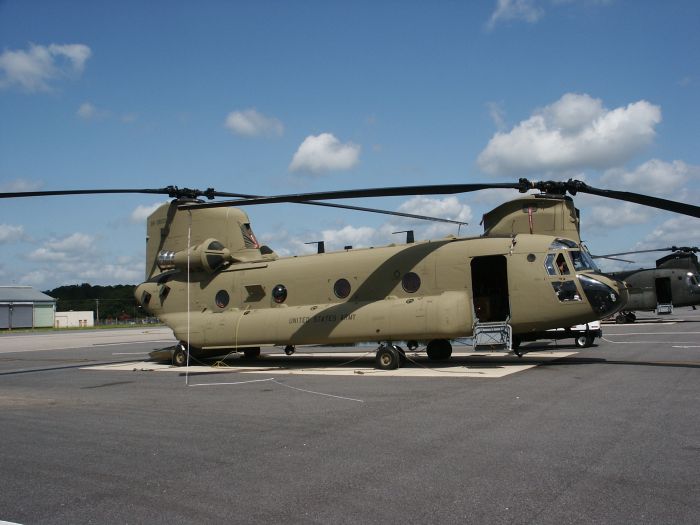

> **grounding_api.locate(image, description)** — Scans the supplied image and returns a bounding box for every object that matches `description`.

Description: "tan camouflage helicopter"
[3,179,699,368]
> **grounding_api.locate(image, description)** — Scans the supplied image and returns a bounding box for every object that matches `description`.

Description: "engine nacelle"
[157,238,232,273]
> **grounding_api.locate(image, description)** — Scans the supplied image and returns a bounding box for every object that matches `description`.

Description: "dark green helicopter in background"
[597,246,700,323]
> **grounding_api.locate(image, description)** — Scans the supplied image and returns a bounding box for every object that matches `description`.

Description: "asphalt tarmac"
[1,311,699,524]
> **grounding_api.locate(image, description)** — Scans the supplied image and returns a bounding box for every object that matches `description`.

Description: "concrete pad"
[84,350,577,378]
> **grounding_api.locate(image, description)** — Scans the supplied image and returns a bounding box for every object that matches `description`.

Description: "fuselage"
[135,233,627,350]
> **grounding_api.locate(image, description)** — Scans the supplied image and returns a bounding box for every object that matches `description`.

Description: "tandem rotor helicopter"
[3,178,700,369]
[594,246,700,322]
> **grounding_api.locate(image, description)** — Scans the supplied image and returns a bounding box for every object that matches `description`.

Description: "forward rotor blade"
[563,181,700,218]
[181,182,523,209]
[181,191,468,225]
[0,188,170,198]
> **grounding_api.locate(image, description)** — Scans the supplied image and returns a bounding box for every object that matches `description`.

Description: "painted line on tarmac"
[93,339,176,346]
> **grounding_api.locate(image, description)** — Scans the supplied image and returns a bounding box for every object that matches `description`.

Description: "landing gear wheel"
[406,340,419,351]
[242,347,261,359]
[375,345,401,370]
[575,334,595,348]
[426,339,452,361]
[284,345,295,355]
[172,344,187,367]
[625,312,637,323]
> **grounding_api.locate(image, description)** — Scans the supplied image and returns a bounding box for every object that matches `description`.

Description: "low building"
[0,286,57,329]
[54,311,95,328]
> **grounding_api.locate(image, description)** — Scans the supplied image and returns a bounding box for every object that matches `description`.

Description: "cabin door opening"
[471,255,510,322]
[655,277,673,304]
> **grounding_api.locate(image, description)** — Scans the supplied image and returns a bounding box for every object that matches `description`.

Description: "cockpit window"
[549,238,577,250]
[689,274,699,286]
[544,254,557,276]
[552,281,582,302]
[556,253,570,275]
[570,250,599,272]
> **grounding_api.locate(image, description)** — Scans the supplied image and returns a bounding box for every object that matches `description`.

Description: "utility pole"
[95,299,99,326]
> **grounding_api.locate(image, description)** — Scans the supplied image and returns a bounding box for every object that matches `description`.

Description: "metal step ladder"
[656,303,673,315]
[473,317,512,351]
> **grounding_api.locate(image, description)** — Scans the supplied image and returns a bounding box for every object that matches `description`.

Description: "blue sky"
[1,0,699,290]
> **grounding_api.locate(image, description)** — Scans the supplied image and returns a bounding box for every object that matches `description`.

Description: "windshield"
[570,249,599,272]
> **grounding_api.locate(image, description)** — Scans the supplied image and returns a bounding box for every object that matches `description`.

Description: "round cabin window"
[402,272,421,293]
[215,290,229,308]
[334,278,351,299]
[272,284,287,304]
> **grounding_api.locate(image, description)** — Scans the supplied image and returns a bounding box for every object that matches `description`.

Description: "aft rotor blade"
[181,182,523,209]
[593,246,699,258]
[0,186,237,200]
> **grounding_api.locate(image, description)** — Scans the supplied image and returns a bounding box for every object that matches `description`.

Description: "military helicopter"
[3,179,699,369]
[593,246,700,322]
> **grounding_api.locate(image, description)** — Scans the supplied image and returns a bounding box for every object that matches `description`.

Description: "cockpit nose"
[578,273,629,318]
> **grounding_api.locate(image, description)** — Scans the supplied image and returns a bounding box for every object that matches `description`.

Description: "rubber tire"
[625,312,637,323]
[375,346,401,370]
[242,347,261,359]
[426,339,452,361]
[284,345,295,355]
[575,334,595,348]
[172,345,187,367]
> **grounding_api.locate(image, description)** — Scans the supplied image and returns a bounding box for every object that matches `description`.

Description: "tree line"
[42,283,146,322]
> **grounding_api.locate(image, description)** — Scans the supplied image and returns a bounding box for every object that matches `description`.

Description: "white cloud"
[289,133,361,174]
[130,202,167,223]
[477,93,662,176]
[601,159,698,197]
[486,0,544,31]
[486,0,613,31]
[486,101,507,131]
[76,263,143,283]
[398,196,472,224]
[580,202,652,231]
[77,102,137,123]
[77,102,108,120]
[0,42,91,92]
[224,108,284,137]
[0,224,25,243]
[19,271,49,287]
[0,178,42,192]
[641,217,700,249]
[396,197,473,239]
[320,225,378,249]
[28,233,96,262]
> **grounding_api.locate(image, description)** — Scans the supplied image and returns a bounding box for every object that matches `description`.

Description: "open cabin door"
[471,255,510,322]
[655,277,673,315]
